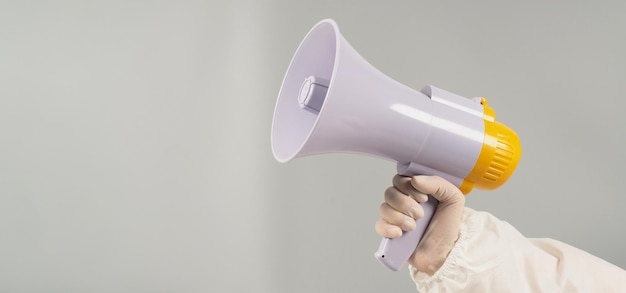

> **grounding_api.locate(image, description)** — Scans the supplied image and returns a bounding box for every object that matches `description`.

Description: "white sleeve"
[409,207,626,292]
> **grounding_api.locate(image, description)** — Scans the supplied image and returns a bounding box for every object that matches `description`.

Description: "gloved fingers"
[379,202,417,231]
[384,186,425,219]
[392,174,429,203]
[374,218,402,238]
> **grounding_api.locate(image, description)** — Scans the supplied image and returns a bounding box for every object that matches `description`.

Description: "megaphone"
[271,19,521,271]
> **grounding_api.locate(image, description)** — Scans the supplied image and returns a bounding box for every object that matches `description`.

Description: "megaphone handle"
[374,195,439,271]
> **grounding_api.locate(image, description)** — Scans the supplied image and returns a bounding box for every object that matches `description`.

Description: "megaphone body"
[271,19,521,271]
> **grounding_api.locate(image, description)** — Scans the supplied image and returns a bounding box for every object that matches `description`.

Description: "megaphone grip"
[374,195,438,271]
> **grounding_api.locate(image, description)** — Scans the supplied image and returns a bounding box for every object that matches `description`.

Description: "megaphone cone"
[272,19,436,166]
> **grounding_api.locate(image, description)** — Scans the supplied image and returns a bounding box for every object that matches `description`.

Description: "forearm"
[410,208,626,292]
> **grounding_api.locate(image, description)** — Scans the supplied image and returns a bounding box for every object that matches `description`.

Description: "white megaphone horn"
[271,19,521,271]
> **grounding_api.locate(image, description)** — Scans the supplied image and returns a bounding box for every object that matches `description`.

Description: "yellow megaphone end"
[461,99,522,193]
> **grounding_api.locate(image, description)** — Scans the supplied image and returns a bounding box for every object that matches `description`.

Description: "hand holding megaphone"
[271,19,521,271]
[376,175,465,275]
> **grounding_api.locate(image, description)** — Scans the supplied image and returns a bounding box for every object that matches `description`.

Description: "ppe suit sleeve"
[409,207,626,292]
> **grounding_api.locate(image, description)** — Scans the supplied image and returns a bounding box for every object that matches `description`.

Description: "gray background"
[1,1,625,292]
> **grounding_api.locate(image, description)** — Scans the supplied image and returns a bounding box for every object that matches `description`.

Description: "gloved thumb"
[410,175,464,205]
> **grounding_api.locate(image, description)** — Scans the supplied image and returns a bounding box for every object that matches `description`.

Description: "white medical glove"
[375,175,465,275]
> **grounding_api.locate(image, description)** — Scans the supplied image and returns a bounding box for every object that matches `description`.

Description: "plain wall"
[1,1,625,292]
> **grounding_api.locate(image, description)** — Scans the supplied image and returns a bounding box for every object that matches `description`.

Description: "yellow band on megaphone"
[459,98,522,194]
